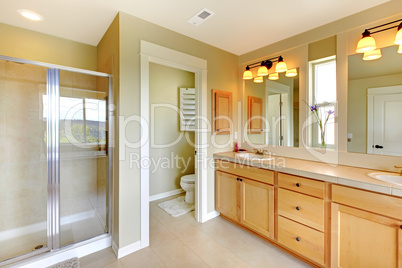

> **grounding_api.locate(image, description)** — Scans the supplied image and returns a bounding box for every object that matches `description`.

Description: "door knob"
[375,145,383,149]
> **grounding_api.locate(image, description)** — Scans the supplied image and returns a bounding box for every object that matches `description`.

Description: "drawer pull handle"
[296,237,301,242]
[296,183,301,187]
[296,206,301,211]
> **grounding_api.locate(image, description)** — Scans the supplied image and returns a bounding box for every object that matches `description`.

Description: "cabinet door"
[215,171,239,222]
[331,203,402,268]
[240,178,274,239]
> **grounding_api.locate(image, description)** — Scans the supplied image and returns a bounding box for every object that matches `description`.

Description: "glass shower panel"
[58,70,108,247]
[0,60,49,261]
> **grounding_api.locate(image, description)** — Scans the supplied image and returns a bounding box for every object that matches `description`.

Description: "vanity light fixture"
[356,30,377,53]
[363,49,382,61]
[268,73,279,80]
[253,76,264,83]
[242,56,287,80]
[275,56,288,73]
[17,9,44,21]
[257,64,269,77]
[285,68,298,77]
[243,66,253,80]
[356,18,402,60]
[395,22,402,44]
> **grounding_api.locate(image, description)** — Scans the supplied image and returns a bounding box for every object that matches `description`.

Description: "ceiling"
[0,0,391,55]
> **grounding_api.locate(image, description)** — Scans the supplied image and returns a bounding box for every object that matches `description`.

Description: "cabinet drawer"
[278,188,325,231]
[278,216,324,266]
[278,173,325,198]
[215,160,274,185]
[332,184,402,220]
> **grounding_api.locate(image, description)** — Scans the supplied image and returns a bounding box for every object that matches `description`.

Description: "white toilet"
[180,174,195,204]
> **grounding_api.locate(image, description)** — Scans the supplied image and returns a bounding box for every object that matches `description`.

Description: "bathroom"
[148,62,197,213]
[1,0,402,267]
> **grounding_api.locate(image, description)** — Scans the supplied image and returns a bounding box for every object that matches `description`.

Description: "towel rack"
[180,88,195,131]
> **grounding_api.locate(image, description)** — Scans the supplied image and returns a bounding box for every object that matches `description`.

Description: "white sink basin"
[236,153,273,161]
[367,172,402,186]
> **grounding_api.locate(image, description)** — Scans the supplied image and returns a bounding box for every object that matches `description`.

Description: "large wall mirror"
[244,69,299,147]
[348,45,402,157]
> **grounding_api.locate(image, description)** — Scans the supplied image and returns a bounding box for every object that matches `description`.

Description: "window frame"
[309,55,337,149]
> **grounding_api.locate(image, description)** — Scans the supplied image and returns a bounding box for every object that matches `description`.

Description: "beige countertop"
[214,152,402,198]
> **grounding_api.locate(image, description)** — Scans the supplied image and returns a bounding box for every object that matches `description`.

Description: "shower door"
[0,59,49,262]
[0,56,112,265]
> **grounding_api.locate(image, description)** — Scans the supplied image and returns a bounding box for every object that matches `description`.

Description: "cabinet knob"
[240,179,243,182]
[296,183,301,187]
[400,225,402,229]
[296,237,301,242]
[296,206,301,211]
[237,178,239,181]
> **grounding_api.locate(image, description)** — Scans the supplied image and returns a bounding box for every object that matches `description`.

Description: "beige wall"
[348,73,402,153]
[149,63,195,196]
[0,23,97,71]
[97,14,120,247]
[115,12,238,247]
[239,0,402,171]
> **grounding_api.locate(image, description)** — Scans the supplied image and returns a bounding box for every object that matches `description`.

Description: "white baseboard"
[149,189,184,202]
[112,240,143,259]
[15,235,111,268]
[204,210,220,222]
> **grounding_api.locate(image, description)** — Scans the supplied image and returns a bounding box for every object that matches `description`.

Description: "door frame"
[140,41,208,248]
[367,85,402,154]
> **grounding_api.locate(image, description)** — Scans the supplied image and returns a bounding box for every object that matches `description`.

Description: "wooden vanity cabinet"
[331,185,402,268]
[215,161,275,239]
[277,173,327,267]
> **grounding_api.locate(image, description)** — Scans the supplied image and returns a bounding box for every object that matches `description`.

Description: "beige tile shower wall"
[0,63,106,232]
[149,63,195,197]
[0,60,48,231]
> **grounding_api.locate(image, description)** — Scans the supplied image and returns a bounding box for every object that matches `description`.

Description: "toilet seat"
[181,174,195,184]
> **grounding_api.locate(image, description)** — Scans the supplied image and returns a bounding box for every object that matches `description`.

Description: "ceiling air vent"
[188,8,215,26]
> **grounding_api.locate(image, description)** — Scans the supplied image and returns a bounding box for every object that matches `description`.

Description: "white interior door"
[267,94,281,145]
[368,85,402,156]
[266,80,293,146]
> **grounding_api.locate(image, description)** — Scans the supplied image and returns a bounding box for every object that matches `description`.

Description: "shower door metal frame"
[0,55,114,266]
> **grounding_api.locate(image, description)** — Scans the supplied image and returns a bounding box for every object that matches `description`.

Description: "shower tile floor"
[0,197,106,263]
[80,194,312,268]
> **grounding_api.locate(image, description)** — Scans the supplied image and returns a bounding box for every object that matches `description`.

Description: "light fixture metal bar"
[371,25,400,34]
[366,18,402,32]
[247,56,281,69]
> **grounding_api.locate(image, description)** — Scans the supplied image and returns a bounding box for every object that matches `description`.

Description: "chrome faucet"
[395,166,402,176]
[253,149,269,155]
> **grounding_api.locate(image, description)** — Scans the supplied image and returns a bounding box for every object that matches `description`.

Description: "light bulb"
[275,56,287,73]
[363,49,382,61]
[285,68,298,77]
[268,73,279,80]
[243,66,253,80]
[253,76,264,83]
[356,30,376,53]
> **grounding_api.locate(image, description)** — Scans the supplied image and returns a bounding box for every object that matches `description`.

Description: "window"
[309,56,336,148]
[43,96,107,145]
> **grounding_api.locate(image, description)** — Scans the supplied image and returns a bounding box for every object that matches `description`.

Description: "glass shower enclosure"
[0,55,112,265]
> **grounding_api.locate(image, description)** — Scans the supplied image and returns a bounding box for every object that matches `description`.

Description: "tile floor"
[80,194,312,268]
